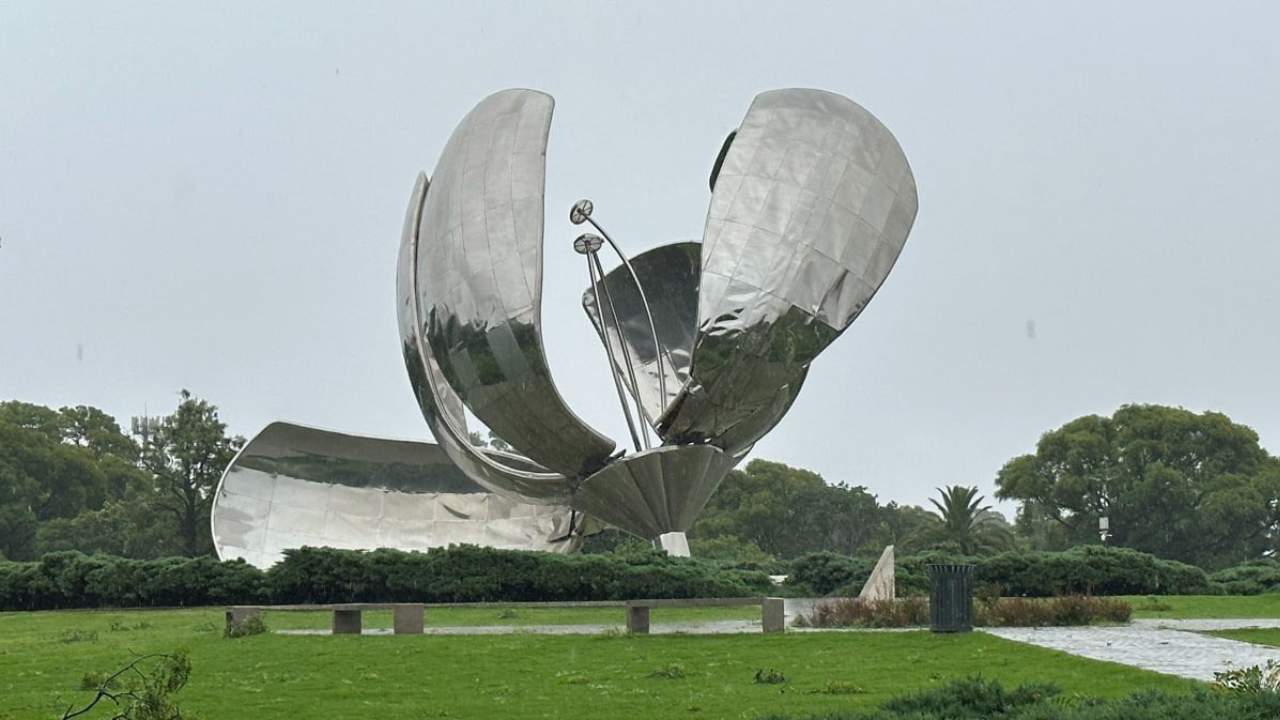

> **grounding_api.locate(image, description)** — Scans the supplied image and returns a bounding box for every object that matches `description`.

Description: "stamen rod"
[584,216,668,413]
[587,253,644,452]
[592,252,652,450]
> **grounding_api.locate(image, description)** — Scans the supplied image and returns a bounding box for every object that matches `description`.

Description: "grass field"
[1,608,1202,720]
[1119,594,1280,619]
[1203,628,1280,647]
[257,604,760,630]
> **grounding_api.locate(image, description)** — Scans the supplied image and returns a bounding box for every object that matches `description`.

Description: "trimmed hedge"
[783,552,876,596]
[268,545,772,604]
[969,546,1213,597]
[12,543,1270,611]
[1209,559,1280,596]
[794,545,1214,597]
[0,552,268,610]
[0,545,773,611]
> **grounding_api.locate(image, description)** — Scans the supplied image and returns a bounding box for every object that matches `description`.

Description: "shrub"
[1214,660,1280,694]
[963,546,1210,597]
[784,552,874,596]
[0,546,774,610]
[879,676,1060,718]
[0,552,269,610]
[801,595,1130,628]
[224,614,267,638]
[1210,559,1280,596]
[972,597,1056,627]
[973,596,1131,626]
[798,546,1217,599]
[264,544,772,605]
[896,550,979,595]
[798,597,929,628]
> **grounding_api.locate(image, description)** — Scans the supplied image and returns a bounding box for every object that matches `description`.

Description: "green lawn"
[259,604,759,631]
[0,608,1201,720]
[1119,594,1280,619]
[1202,628,1280,647]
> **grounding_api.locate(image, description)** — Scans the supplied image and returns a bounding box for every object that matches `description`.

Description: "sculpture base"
[658,531,690,557]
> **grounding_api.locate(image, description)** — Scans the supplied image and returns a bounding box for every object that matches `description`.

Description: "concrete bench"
[225,603,425,635]
[625,597,786,634]
[225,598,784,635]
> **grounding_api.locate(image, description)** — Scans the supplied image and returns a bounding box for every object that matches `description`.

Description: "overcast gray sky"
[2,1,1277,513]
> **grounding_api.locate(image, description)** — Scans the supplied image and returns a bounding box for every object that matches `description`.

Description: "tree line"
[0,393,240,561]
[3,395,1277,573]
[619,405,1280,572]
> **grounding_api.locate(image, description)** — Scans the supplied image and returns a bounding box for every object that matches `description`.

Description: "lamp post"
[1098,516,1111,543]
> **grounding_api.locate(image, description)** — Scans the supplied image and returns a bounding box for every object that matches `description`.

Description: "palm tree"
[922,485,1015,555]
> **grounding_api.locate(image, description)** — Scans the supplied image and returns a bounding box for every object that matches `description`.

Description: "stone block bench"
[225,598,784,635]
[225,603,426,635]
[625,597,786,634]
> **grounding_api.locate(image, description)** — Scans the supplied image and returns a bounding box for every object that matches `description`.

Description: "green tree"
[996,404,1280,569]
[58,405,139,462]
[142,391,243,557]
[36,497,182,558]
[0,400,64,441]
[919,485,1014,555]
[0,413,117,559]
[879,501,943,555]
[691,459,888,559]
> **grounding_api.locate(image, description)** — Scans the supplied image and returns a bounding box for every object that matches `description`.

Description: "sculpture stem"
[591,252,652,450]
[587,254,645,452]
[584,216,668,409]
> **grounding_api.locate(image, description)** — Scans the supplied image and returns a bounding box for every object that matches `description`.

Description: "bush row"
[787,545,1215,597]
[798,595,1131,628]
[1208,559,1280,596]
[0,546,774,611]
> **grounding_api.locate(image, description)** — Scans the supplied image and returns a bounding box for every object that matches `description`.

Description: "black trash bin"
[928,564,973,632]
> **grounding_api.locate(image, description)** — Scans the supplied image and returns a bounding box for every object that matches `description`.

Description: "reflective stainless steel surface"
[659,89,918,453]
[398,171,572,503]
[210,422,579,569]
[571,444,740,540]
[415,89,615,478]
[582,241,700,427]
[585,244,648,452]
[224,87,917,558]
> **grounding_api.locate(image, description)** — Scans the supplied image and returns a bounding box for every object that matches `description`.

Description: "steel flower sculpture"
[212,88,917,567]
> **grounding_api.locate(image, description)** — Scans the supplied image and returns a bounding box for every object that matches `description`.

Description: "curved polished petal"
[210,422,581,569]
[571,444,740,540]
[581,241,700,427]
[398,171,573,503]
[660,89,918,453]
[417,89,615,478]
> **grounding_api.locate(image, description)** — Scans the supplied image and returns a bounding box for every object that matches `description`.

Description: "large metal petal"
[210,422,581,569]
[581,241,700,427]
[660,89,918,452]
[417,89,615,478]
[398,171,572,503]
[571,444,740,540]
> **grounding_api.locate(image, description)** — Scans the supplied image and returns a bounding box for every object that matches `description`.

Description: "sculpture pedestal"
[658,531,690,557]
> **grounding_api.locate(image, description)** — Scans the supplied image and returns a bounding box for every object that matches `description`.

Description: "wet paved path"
[983,619,1280,681]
